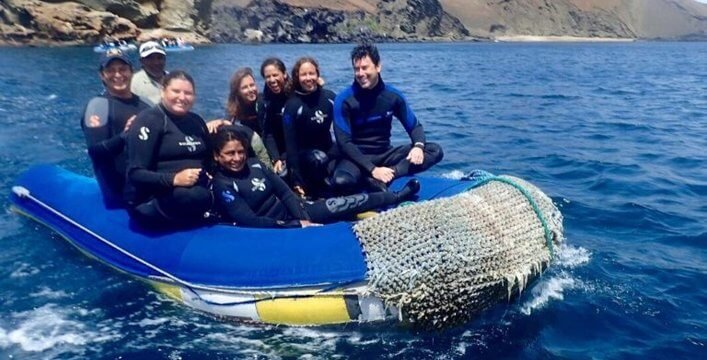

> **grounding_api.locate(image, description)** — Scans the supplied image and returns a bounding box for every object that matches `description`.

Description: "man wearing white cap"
[131,41,167,106]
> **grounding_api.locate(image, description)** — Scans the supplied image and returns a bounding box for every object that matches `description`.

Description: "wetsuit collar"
[352,76,385,97]
[263,86,288,102]
[158,103,189,119]
[294,85,321,98]
[217,163,250,178]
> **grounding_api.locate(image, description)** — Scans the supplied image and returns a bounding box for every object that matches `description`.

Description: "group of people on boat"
[82,42,444,230]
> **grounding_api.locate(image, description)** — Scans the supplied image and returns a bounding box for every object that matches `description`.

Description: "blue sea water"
[0,42,705,359]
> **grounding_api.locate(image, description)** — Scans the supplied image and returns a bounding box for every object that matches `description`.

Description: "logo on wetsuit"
[138,126,150,140]
[311,110,327,124]
[178,136,201,152]
[221,190,235,203]
[251,178,266,192]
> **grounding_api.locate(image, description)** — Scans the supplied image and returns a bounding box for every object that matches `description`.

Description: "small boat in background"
[164,44,195,52]
[93,41,137,53]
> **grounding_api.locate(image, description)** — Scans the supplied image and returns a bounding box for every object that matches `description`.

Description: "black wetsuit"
[212,159,403,228]
[126,104,212,227]
[332,78,443,192]
[261,87,288,163]
[283,87,337,196]
[231,98,265,137]
[81,93,150,208]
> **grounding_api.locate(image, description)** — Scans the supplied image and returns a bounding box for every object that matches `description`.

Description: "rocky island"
[1,0,706,46]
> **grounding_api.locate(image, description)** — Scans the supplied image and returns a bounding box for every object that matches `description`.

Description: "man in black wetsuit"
[331,43,444,193]
[81,49,151,208]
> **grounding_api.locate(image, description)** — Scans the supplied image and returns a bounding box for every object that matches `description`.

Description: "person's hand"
[123,115,136,132]
[406,147,424,165]
[293,185,306,197]
[273,160,284,174]
[206,119,232,134]
[371,166,395,184]
[173,168,201,187]
[300,220,322,227]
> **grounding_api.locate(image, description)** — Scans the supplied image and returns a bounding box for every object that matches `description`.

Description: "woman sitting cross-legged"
[210,128,420,228]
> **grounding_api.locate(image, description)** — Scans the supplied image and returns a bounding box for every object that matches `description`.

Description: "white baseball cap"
[139,41,166,58]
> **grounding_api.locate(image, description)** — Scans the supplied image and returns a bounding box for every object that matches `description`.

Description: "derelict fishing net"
[353,175,564,329]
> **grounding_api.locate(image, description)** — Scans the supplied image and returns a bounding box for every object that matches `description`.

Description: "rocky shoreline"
[1,0,706,47]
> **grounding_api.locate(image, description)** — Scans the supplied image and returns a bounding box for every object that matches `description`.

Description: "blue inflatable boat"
[10,165,476,325]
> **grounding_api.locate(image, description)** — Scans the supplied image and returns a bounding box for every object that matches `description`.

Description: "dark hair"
[351,42,380,66]
[291,56,320,92]
[226,67,257,120]
[161,70,195,91]
[211,127,251,156]
[260,57,292,96]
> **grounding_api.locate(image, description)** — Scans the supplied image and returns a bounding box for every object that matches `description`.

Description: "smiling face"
[161,78,195,116]
[353,55,381,89]
[297,62,319,93]
[215,139,247,172]
[100,60,132,98]
[263,64,286,94]
[238,75,258,103]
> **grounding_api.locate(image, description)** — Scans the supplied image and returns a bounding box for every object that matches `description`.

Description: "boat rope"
[11,186,354,302]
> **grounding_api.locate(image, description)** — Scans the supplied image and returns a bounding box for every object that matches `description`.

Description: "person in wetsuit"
[125,70,212,228]
[211,66,273,168]
[225,67,265,135]
[282,57,338,198]
[210,128,420,228]
[82,49,151,208]
[260,58,292,175]
[332,43,444,194]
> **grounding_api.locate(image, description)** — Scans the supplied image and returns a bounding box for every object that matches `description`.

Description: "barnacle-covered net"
[353,175,564,329]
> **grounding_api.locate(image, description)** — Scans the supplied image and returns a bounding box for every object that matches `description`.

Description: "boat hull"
[10,165,472,325]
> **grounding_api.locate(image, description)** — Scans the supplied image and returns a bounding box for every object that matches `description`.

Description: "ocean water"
[0,42,705,359]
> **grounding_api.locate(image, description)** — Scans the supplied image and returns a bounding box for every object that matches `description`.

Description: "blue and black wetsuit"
[81,93,150,208]
[332,77,443,192]
[212,159,406,228]
[261,87,289,163]
[126,104,212,227]
[282,86,338,196]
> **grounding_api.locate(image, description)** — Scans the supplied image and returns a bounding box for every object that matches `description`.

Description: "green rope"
[467,177,555,258]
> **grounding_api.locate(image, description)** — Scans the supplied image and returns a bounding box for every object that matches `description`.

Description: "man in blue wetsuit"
[331,43,443,193]
[81,49,151,208]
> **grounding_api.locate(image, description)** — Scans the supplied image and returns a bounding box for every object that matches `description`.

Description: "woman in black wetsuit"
[260,58,292,175]
[210,128,419,228]
[225,67,264,136]
[125,70,212,227]
[282,57,338,198]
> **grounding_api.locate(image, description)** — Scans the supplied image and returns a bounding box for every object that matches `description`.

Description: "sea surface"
[0,42,705,359]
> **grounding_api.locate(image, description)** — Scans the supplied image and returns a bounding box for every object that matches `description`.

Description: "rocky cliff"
[439,0,707,40]
[1,0,706,46]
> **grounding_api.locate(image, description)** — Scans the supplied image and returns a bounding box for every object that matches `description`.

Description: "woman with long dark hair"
[260,58,292,175]
[282,57,338,198]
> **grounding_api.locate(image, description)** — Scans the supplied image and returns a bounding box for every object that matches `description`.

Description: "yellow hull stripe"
[256,295,351,325]
[151,281,184,302]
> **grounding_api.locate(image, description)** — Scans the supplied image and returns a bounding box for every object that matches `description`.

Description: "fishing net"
[353,175,564,329]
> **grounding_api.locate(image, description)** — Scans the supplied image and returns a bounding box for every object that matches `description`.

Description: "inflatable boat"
[10,165,563,328]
